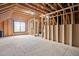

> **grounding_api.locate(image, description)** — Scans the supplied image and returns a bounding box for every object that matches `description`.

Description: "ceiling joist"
[43,4,79,16]
[0,3,7,7]
[57,3,63,9]
[0,3,79,16]
[40,3,52,12]
[25,3,47,14]
[68,3,70,7]
[47,4,57,11]
[0,4,15,11]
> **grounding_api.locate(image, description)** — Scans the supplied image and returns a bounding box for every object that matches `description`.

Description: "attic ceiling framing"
[42,4,79,16]
[0,4,15,12]
[57,3,63,9]
[24,3,47,14]
[37,3,52,12]
[0,3,79,16]
[47,4,57,11]
[0,3,7,7]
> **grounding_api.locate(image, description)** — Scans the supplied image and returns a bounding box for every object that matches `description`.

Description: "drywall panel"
[72,24,79,47]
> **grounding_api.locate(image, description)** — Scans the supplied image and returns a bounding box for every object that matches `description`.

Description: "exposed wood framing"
[0,3,7,7]
[0,6,14,14]
[44,4,79,16]
[0,4,15,11]
[62,10,65,44]
[31,3,49,12]
[57,3,63,9]
[25,4,47,14]
[66,14,68,24]
[56,12,59,42]
[71,3,74,24]
[67,3,70,7]
[47,4,57,11]
[41,16,44,38]
[50,10,79,18]
[18,4,46,14]
[34,3,52,12]
[0,3,79,47]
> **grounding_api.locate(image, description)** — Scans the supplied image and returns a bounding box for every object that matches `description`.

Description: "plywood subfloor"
[0,35,79,56]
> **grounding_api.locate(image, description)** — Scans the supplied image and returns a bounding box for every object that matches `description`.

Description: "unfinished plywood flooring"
[0,35,79,56]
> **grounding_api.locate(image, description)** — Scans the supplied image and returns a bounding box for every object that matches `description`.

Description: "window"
[14,21,25,32]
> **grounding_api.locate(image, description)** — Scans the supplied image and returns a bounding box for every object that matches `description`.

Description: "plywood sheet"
[58,25,64,43]
[72,24,79,47]
[64,24,72,45]
[50,25,53,41]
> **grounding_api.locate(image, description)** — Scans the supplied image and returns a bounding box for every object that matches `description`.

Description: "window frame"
[13,21,26,33]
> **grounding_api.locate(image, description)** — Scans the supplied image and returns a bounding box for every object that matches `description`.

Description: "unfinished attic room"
[0,3,79,56]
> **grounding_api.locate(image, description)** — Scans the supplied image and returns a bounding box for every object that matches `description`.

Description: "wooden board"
[72,24,79,47]
[50,25,54,41]
[58,25,64,43]
[64,24,72,45]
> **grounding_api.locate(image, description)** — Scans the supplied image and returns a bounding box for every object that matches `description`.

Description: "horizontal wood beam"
[0,3,7,7]
[25,3,47,14]
[18,3,46,14]
[31,3,50,13]
[0,4,15,11]
[57,3,63,8]
[13,10,33,17]
[16,4,44,14]
[0,9,11,14]
[67,3,70,7]
[43,4,79,16]
[40,3,52,12]
[47,4,57,10]
[50,10,79,18]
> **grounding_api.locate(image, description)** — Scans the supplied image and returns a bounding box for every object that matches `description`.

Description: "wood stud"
[40,4,79,46]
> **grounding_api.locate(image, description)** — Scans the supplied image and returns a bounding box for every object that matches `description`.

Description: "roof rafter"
[67,3,70,7]
[31,3,49,13]
[39,3,52,12]
[0,7,14,14]
[0,3,7,7]
[47,4,57,11]
[24,3,47,14]
[57,3,63,9]
[43,4,79,16]
[0,4,15,11]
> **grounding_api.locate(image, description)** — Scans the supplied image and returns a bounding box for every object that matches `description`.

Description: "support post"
[56,12,59,42]
[47,16,50,40]
[70,7,74,46]
[62,10,65,44]
[41,16,44,38]
[34,18,36,36]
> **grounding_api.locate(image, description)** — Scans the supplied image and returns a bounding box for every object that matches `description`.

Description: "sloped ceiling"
[0,3,78,21]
